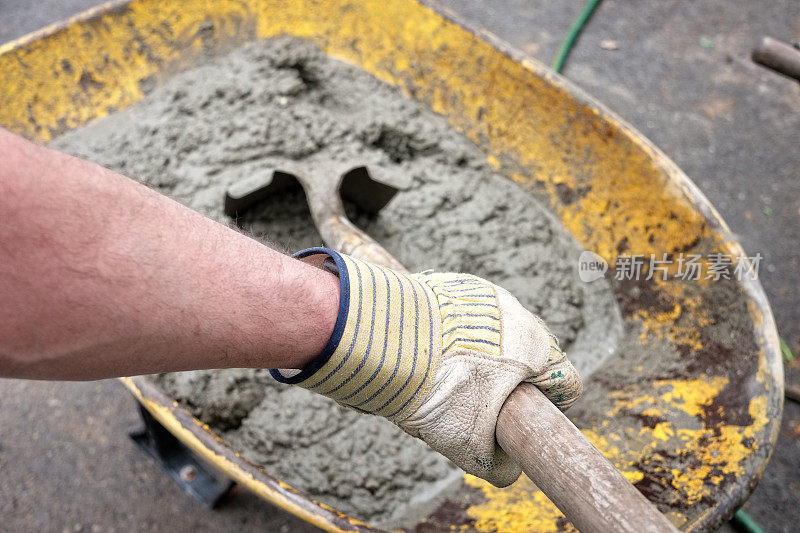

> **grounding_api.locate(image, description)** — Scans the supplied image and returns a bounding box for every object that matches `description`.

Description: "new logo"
[577,250,608,282]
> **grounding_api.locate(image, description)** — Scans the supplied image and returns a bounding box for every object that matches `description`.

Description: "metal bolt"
[180,465,197,482]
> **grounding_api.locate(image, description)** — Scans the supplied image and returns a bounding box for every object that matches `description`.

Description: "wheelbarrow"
[0,0,783,531]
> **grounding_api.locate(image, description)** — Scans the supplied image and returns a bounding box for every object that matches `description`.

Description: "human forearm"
[0,128,338,379]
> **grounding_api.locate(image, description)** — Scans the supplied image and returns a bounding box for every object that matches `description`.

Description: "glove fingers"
[399,357,525,487]
[528,349,582,411]
[494,284,582,411]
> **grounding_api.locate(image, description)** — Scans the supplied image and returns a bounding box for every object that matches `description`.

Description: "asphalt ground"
[1,0,798,531]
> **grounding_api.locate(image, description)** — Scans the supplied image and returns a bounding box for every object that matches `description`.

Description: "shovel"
[225,164,679,533]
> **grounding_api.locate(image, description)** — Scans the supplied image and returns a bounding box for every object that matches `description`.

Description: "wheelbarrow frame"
[0,0,783,531]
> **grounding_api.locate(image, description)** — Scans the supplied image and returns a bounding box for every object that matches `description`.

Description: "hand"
[271,248,582,487]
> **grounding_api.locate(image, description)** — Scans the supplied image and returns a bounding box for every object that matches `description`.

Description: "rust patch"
[78,69,104,90]
[554,182,590,205]
[701,381,756,432]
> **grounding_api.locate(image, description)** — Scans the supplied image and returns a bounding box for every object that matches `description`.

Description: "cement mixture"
[52,37,621,527]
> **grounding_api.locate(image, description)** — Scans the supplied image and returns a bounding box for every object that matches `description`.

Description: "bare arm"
[0,127,338,380]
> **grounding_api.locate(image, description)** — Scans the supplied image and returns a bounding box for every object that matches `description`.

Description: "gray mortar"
[52,37,621,527]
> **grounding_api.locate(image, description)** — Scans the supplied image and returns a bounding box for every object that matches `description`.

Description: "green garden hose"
[732,509,766,533]
[551,0,604,73]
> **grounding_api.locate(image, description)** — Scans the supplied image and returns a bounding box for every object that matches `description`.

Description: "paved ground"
[0,379,319,532]
[1,0,798,531]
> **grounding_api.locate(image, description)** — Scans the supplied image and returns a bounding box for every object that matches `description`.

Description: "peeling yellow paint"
[588,377,771,507]
[659,377,729,417]
[650,422,675,442]
[634,280,713,353]
[465,475,577,533]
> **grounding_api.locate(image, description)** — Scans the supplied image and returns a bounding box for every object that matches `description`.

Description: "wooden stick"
[497,383,678,533]
[752,36,800,82]
[320,201,678,531]
[784,383,800,404]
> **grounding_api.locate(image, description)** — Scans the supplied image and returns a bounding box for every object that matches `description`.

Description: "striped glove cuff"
[270,248,443,422]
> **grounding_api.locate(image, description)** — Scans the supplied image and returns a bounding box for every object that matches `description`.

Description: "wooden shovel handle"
[752,36,800,82]
[497,384,678,533]
[324,223,677,532]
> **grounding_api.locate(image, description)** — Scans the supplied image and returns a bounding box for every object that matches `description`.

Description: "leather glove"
[271,247,582,487]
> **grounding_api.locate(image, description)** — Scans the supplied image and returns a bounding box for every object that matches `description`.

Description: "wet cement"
[52,37,621,527]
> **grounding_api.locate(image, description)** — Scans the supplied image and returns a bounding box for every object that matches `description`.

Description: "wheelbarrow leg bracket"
[130,404,235,507]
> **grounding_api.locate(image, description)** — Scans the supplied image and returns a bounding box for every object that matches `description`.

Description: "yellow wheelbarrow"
[0,0,782,531]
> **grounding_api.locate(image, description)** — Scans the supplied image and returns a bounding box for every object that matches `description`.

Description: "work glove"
[271,248,582,487]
